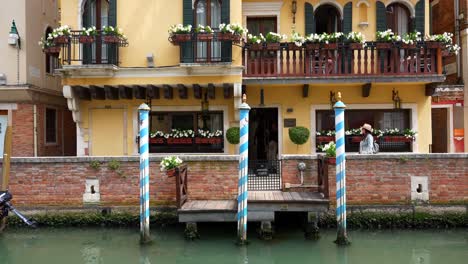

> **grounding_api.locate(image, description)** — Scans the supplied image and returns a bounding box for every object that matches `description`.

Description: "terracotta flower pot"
[149,138,165,144]
[323,43,337,49]
[288,43,302,50]
[305,43,320,50]
[44,46,61,56]
[425,41,443,49]
[103,35,120,43]
[195,137,222,144]
[232,34,242,44]
[79,35,94,44]
[266,42,280,51]
[165,168,177,178]
[217,32,233,41]
[401,43,417,49]
[53,36,69,44]
[197,33,213,41]
[317,136,334,143]
[166,138,193,144]
[349,43,363,49]
[376,42,392,49]
[326,157,336,165]
[249,43,263,51]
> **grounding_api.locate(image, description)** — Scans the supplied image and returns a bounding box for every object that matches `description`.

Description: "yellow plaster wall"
[63,75,242,86]
[245,83,432,154]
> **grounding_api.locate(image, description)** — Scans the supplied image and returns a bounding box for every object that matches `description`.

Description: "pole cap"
[138,103,150,111]
[239,94,250,110]
[333,92,346,109]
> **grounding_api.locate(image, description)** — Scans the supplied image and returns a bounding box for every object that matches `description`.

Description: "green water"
[0,224,467,264]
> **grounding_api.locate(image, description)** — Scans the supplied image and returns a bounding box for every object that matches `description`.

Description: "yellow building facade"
[57,0,440,157]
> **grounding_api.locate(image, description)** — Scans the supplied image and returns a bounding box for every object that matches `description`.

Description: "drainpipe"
[33,104,37,157]
[455,0,461,79]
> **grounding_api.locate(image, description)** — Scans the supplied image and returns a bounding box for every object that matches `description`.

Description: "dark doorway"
[386,3,411,35]
[431,108,448,153]
[248,108,280,190]
[314,4,341,34]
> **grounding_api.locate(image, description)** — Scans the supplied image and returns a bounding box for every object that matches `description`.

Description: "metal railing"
[175,32,234,63]
[248,159,281,190]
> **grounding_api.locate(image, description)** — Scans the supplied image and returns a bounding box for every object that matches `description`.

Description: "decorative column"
[237,94,250,244]
[138,103,151,244]
[333,92,350,245]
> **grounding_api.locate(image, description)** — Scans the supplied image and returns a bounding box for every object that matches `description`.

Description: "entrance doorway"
[248,108,280,190]
[314,4,341,34]
[431,108,448,153]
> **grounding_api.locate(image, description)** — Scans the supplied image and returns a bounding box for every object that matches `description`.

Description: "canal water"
[0,224,466,264]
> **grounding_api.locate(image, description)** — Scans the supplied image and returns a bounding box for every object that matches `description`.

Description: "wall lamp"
[392,88,401,109]
[292,0,297,24]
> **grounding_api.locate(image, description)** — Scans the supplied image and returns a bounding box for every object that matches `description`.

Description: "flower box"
[79,35,94,44]
[349,43,363,49]
[326,157,336,165]
[323,43,337,49]
[425,41,443,49]
[165,168,177,178]
[197,33,213,41]
[349,136,362,143]
[305,43,321,50]
[217,32,233,41]
[149,138,165,144]
[103,35,120,44]
[232,34,242,44]
[401,43,417,49]
[376,42,392,49]
[44,46,61,56]
[249,43,263,51]
[382,136,412,143]
[171,33,191,44]
[317,136,334,143]
[166,138,193,144]
[266,42,280,51]
[287,43,302,51]
[195,137,222,145]
[53,36,69,44]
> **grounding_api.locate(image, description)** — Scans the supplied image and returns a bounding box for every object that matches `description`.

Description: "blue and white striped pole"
[333,92,350,245]
[237,94,250,244]
[138,103,151,244]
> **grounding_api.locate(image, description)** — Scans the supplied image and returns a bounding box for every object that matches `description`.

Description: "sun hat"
[361,123,373,133]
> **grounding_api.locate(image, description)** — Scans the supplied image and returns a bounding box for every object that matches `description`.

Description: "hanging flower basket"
[149,138,165,144]
[305,43,320,50]
[53,36,69,44]
[167,138,193,144]
[165,168,177,178]
[349,43,363,49]
[197,33,214,41]
[44,46,61,56]
[425,41,443,49]
[217,32,233,41]
[103,35,121,44]
[316,136,334,143]
[195,137,223,145]
[376,42,392,49]
[323,43,338,49]
[382,136,412,142]
[79,35,95,44]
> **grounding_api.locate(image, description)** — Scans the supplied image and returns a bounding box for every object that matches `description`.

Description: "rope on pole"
[237,94,250,244]
[139,103,151,244]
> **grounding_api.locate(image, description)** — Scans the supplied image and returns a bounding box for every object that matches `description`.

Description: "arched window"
[314,4,341,34]
[195,0,221,62]
[45,27,54,74]
[82,0,110,63]
[386,3,411,35]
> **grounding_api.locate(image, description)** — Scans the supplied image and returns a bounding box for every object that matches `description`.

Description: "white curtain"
[211,0,221,60]
[196,0,221,61]
[196,0,207,61]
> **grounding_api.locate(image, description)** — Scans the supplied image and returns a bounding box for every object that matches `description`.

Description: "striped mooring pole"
[237,94,250,244]
[333,92,350,245]
[138,103,151,244]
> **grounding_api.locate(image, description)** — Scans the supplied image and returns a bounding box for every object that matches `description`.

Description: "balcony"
[242,42,446,84]
[172,32,234,64]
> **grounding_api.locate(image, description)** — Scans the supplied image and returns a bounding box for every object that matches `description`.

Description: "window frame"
[194,0,222,63]
[45,107,58,145]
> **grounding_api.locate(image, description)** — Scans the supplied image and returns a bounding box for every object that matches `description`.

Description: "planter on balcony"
[166,138,193,145]
[376,42,392,49]
[266,42,280,51]
[401,43,417,49]
[217,32,233,41]
[305,43,320,50]
[317,136,334,143]
[323,43,338,49]
[195,137,223,144]
[382,136,412,143]
[53,36,69,45]
[349,136,362,143]
[249,43,263,51]
[287,43,302,51]
[232,34,242,44]
[349,43,363,49]
[79,36,94,44]
[425,41,443,49]
[170,33,191,45]
[149,138,165,144]
[103,35,121,44]
[44,46,61,56]
[197,33,214,41]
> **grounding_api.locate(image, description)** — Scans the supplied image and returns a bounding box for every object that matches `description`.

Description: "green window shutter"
[82,2,92,64]
[415,0,425,33]
[376,1,387,32]
[181,0,194,63]
[343,2,353,34]
[304,2,315,35]
[107,0,118,65]
[221,0,231,62]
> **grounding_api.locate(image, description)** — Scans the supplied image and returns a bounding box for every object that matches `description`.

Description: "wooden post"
[138,104,151,244]
[436,48,443,75]
[1,126,12,232]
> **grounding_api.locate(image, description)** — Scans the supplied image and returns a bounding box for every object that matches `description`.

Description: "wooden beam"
[193,84,202,99]
[163,85,173,99]
[425,83,438,96]
[178,84,188,99]
[147,85,160,99]
[223,83,232,99]
[118,85,133,99]
[89,85,105,100]
[207,83,215,99]
[303,84,309,98]
[104,85,119,100]
[73,86,91,100]
[133,85,147,99]
[362,83,371,97]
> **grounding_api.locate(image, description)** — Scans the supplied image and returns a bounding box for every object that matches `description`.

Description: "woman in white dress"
[359,123,376,154]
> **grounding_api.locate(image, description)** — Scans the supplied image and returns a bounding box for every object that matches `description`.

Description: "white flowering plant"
[264,32,287,43]
[376,29,397,42]
[247,33,265,44]
[345,128,362,136]
[195,24,213,34]
[290,32,305,47]
[38,37,54,49]
[102,26,127,40]
[316,130,336,136]
[325,32,344,42]
[380,128,417,139]
[150,129,195,139]
[318,141,336,157]
[305,33,325,43]
[219,23,247,36]
[81,26,98,36]
[197,129,223,138]
[346,32,366,44]
[160,156,183,171]
[51,25,71,37]
[402,31,422,45]
[168,24,192,35]
[425,32,460,54]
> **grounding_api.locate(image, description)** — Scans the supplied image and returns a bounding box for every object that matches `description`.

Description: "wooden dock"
[178,191,328,223]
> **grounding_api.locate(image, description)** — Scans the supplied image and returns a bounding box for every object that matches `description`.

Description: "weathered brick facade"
[1,154,466,207]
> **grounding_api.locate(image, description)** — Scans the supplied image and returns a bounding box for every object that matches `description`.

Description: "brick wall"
[2,156,238,206]
[11,104,34,157]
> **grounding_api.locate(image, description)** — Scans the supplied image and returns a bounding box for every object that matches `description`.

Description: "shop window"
[45,108,58,144]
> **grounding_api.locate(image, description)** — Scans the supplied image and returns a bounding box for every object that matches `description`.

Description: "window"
[82,0,109,63]
[195,0,221,62]
[149,111,223,153]
[247,17,277,35]
[45,108,57,144]
[386,3,411,35]
[315,4,341,34]
[45,27,56,74]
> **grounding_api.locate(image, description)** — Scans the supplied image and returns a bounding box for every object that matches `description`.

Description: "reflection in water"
[0,227,466,264]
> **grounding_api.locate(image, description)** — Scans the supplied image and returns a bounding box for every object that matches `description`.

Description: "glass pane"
[247,19,260,35]
[197,112,223,131]
[196,0,208,61]
[172,114,194,130]
[211,0,221,59]
[46,108,57,143]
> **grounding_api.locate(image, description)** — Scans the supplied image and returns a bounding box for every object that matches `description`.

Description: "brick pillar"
[462,28,468,151]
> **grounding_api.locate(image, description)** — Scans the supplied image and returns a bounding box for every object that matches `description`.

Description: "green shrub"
[226,127,240,144]
[89,160,101,170]
[289,126,310,145]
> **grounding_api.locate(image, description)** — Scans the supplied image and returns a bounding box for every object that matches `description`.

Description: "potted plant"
[168,24,192,44]
[218,23,246,43]
[166,129,194,144]
[195,129,223,144]
[289,126,310,150]
[38,37,60,56]
[246,33,265,50]
[401,31,421,49]
[102,26,126,43]
[305,33,323,50]
[381,128,416,142]
[79,26,97,43]
[195,24,214,41]
[288,32,305,50]
[322,32,343,49]
[316,130,335,143]
[226,127,240,144]
[160,156,183,177]
[346,32,366,49]
[425,32,460,55]
[345,128,362,143]
[264,32,286,51]
[319,141,336,164]
[149,130,166,144]
[376,29,397,49]
[51,25,71,44]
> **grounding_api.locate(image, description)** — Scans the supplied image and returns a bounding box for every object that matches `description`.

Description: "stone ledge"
[282,153,468,160]
[2,155,240,163]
